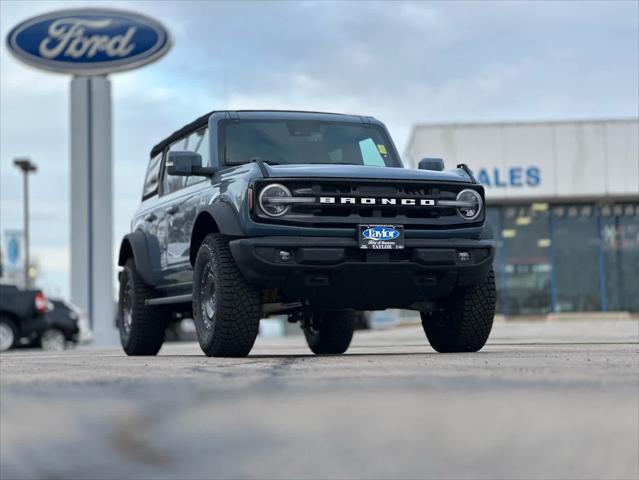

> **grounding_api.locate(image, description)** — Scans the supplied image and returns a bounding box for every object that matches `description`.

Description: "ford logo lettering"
[363,227,400,241]
[6,9,172,75]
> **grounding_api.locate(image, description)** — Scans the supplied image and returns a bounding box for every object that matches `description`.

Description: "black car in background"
[0,284,49,352]
[41,300,85,350]
[0,284,87,352]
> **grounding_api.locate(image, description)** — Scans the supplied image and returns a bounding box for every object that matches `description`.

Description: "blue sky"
[1,0,638,299]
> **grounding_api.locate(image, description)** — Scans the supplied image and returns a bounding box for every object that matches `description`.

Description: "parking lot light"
[13,157,37,289]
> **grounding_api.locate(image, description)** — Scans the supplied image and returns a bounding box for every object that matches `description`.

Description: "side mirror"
[418,157,445,171]
[167,151,216,176]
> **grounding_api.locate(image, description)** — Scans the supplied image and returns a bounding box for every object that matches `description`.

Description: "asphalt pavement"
[1,319,638,480]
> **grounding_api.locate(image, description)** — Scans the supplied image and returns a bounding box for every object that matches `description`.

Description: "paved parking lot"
[1,319,638,480]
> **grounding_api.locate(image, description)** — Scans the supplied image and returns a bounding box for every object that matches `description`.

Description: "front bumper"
[229,236,495,310]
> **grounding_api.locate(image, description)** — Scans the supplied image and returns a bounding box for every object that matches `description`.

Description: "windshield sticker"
[377,144,387,155]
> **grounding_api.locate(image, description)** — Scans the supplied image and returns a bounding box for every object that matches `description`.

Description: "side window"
[162,138,186,195]
[162,129,210,194]
[142,153,162,200]
[185,128,210,187]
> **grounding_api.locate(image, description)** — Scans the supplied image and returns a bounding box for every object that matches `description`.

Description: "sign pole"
[22,170,29,288]
[13,158,37,288]
[70,76,115,344]
[7,8,172,346]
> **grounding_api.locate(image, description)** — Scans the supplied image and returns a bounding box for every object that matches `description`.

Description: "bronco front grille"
[253,178,484,228]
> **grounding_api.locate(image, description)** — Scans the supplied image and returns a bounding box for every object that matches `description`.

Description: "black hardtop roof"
[150,110,214,158]
[149,110,374,157]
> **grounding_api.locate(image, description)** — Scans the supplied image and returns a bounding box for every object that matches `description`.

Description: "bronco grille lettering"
[319,196,436,206]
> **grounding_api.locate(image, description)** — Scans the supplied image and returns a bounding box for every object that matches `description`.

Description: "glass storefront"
[552,205,601,312]
[502,205,552,315]
[601,205,639,312]
[486,202,639,315]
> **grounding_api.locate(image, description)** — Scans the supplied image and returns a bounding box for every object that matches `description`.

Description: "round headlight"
[456,189,482,220]
[259,183,292,217]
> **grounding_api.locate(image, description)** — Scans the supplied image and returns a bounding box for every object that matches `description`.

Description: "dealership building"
[404,118,639,316]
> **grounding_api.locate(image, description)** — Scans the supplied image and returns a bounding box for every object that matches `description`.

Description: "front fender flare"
[479,222,494,240]
[202,200,244,237]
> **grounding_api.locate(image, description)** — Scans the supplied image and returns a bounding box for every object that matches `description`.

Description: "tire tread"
[194,234,260,357]
[118,258,166,356]
[422,269,496,353]
[304,311,355,355]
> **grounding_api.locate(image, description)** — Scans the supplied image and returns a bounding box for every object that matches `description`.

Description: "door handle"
[145,213,157,222]
[166,206,179,215]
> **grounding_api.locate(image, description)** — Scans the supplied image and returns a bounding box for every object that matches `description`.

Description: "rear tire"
[193,234,261,357]
[39,328,67,351]
[0,316,17,353]
[421,269,496,353]
[117,258,167,356]
[303,311,355,355]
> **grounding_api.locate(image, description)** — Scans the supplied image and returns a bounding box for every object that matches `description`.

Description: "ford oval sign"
[6,9,171,75]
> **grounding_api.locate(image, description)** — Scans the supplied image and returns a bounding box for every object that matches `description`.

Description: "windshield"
[222,120,400,167]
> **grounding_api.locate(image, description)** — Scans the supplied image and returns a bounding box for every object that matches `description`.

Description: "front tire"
[421,269,496,353]
[0,317,17,353]
[118,258,167,356]
[303,311,355,355]
[193,234,261,357]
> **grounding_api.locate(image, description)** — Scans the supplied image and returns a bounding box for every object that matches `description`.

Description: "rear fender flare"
[117,230,160,286]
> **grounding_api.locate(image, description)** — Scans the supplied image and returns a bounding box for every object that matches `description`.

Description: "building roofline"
[411,117,639,130]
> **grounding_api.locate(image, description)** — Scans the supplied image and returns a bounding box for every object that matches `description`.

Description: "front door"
[158,129,211,285]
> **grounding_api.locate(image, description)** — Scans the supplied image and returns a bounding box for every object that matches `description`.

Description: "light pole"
[13,158,37,289]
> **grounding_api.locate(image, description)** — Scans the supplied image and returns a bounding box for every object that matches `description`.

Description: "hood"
[264,163,474,183]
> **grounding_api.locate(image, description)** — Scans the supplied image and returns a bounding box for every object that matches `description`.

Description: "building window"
[552,205,601,312]
[601,204,639,312]
[501,205,552,315]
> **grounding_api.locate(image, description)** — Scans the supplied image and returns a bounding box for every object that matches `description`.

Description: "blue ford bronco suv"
[117,110,496,357]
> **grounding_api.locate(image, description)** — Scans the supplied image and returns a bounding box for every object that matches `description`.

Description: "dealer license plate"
[358,224,404,250]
